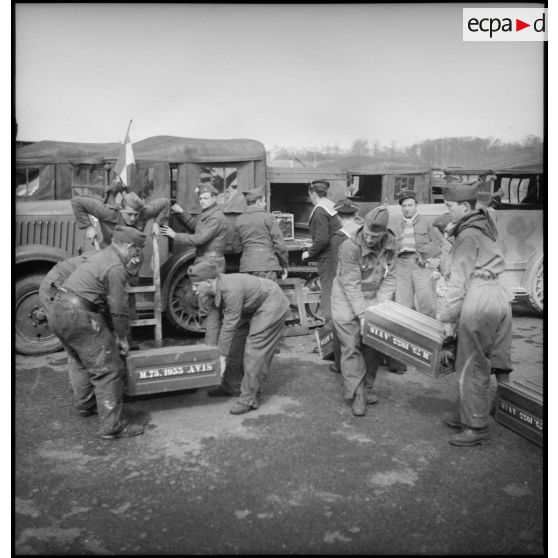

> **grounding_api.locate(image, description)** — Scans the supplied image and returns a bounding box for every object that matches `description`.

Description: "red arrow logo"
[516,19,530,31]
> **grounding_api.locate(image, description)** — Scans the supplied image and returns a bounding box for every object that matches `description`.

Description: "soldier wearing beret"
[438,182,512,446]
[48,226,146,439]
[163,183,227,274]
[331,206,397,416]
[72,180,170,247]
[301,180,341,323]
[187,261,290,413]
[231,186,289,281]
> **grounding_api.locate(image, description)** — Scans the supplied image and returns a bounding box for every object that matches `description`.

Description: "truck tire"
[525,256,543,313]
[15,273,63,355]
[165,265,205,334]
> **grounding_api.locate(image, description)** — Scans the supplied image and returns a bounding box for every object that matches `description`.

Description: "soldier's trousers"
[332,286,382,399]
[49,298,126,435]
[226,290,289,407]
[456,279,512,429]
[395,256,436,318]
[318,255,335,322]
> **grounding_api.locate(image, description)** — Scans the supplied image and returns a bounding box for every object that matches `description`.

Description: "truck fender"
[160,247,197,307]
[16,244,71,267]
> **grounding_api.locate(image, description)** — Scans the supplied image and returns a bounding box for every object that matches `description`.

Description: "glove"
[301,250,309,261]
[171,203,184,214]
[281,268,288,280]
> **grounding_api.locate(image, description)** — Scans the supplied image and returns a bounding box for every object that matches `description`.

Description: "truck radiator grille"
[16,220,78,254]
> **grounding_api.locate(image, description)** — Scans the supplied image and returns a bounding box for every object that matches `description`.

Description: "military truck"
[15,136,318,355]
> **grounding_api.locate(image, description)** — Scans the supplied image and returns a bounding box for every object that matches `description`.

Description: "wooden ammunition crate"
[495,379,543,446]
[314,321,335,359]
[125,344,221,396]
[362,301,453,378]
[272,211,295,240]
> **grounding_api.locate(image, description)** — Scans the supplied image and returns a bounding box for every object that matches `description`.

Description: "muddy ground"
[14,304,545,555]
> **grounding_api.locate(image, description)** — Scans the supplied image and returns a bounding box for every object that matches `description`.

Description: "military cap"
[187,261,219,282]
[398,189,416,204]
[112,225,146,248]
[443,181,479,202]
[476,189,493,205]
[334,199,359,215]
[431,212,453,234]
[363,206,389,232]
[309,180,330,195]
[121,192,145,213]
[197,183,219,196]
[243,186,265,203]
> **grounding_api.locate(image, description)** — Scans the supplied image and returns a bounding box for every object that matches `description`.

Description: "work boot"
[449,427,491,447]
[366,393,379,405]
[229,401,253,415]
[442,411,463,429]
[388,365,407,374]
[207,385,238,397]
[101,424,144,440]
[351,393,366,416]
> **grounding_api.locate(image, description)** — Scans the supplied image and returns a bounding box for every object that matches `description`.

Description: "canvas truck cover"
[16,141,121,165]
[16,136,266,165]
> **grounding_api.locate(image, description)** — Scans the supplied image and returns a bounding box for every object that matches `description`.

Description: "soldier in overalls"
[48,226,146,439]
[188,261,290,414]
[438,182,512,446]
[331,206,397,417]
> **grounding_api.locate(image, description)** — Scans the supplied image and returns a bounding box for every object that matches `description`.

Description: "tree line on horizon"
[270,135,543,169]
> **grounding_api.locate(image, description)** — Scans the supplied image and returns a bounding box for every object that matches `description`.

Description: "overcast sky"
[15,3,545,150]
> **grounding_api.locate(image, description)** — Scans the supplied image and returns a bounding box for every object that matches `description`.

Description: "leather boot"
[352,392,366,416]
[449,427,491,446]
[442,411,462,429]
[229,401,253,415]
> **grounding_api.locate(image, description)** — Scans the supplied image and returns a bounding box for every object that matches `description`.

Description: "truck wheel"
[15,273,63,355]
[165,265,205,334]
[526,256,543,312]
[304,275,323,321]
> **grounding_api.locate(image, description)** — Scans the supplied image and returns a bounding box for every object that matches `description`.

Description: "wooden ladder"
[127,231,163,348]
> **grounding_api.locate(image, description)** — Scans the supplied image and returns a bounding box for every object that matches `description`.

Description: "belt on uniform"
[57,289,103,314]
[199,251,224,257]
[244,248,271,253]
[470,270,498,280]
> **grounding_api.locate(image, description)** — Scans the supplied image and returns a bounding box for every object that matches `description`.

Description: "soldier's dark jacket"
[307,202,341,262]
[61,247,132,339]
[72,196,170,244]
[391,212,442,263]
[334,227,397,321]
[438,209,506,324]
[174,204,227,257]
[232,206,289,272]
